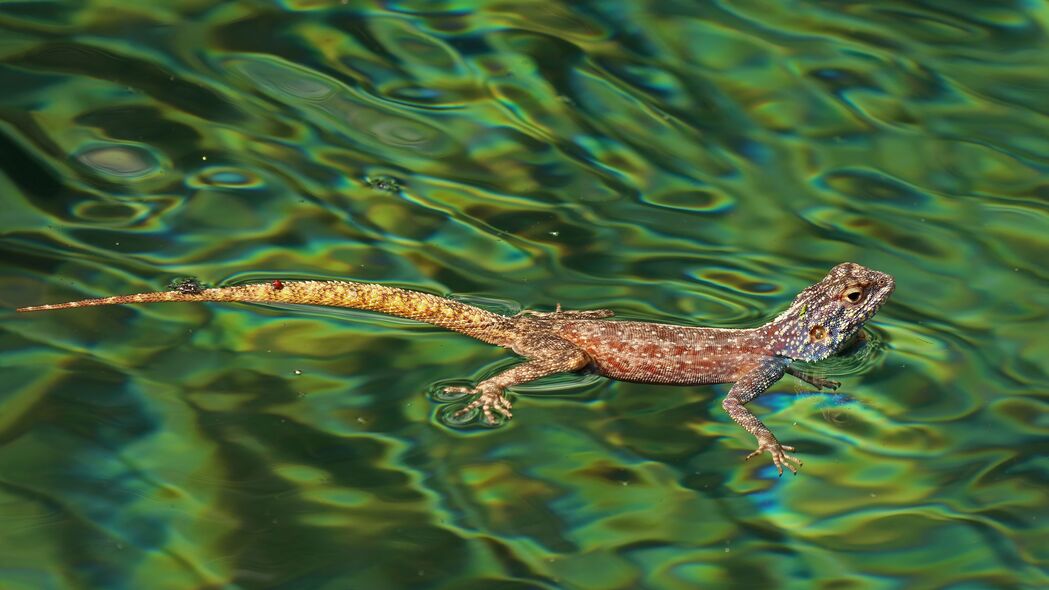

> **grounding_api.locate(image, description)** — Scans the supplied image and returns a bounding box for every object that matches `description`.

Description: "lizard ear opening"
[809,325,828,342]
[841,285,864,304]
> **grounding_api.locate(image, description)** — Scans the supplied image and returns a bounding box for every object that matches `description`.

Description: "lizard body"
[17,262,894,475]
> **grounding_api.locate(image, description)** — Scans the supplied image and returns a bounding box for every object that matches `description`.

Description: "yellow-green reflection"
[0,0,1047,589]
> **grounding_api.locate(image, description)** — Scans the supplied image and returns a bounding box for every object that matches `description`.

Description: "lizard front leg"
[446,336,591,424]
[722,358,802,476]
[786,366,840,390]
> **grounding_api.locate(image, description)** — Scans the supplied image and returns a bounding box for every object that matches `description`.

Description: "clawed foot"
[806,375,841,390]
[444,385,513,424]
[516,303,614,320]
[787,367,841,390]
[745,435,803,476]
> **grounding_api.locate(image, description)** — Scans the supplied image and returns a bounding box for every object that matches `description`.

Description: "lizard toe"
[745,438,802,476]
[451,387,513,425]
[442,385,477,395]
[476,391,513,424]
[453,396,482,417]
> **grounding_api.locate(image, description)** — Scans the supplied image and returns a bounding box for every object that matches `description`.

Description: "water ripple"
[1,1,1047,589]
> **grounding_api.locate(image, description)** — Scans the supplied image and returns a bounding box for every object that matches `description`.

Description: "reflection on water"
[76,144,160,178]
[0,1,1046,589]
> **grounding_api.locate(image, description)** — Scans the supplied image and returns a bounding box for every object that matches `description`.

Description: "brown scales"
[17,263,894,476]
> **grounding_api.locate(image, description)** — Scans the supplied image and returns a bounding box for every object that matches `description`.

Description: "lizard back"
[557,320,769,385]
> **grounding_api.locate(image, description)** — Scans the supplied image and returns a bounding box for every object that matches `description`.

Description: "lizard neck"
[754,320,797,359]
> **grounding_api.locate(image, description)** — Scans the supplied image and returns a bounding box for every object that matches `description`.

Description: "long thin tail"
[17,280,520,346]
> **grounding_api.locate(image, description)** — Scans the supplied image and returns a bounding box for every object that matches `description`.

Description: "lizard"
[16,262,894,475]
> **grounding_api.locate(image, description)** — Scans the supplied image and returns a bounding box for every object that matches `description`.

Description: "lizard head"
[767,262,894,362]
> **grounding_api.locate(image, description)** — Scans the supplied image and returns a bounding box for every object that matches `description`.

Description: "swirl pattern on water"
[0,1,1046,589]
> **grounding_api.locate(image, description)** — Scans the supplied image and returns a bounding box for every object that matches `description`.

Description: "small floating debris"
[168,277,205,295]
[366,175,402,193]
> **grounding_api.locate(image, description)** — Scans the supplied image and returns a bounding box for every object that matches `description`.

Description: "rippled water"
[1,1,1047,589]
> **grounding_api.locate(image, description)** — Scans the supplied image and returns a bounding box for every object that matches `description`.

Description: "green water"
[1,1,1047,588]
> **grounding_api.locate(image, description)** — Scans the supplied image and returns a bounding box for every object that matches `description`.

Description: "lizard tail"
[17,280,520,347]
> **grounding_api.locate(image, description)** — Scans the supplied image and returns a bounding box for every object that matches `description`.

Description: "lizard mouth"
[874,275,896,308]
[879,274,896,297]
[865,271,895,310]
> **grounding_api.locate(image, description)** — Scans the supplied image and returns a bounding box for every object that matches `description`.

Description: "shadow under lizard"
[17,262,894,475]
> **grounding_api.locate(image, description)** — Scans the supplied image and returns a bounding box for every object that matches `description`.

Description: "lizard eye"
[841,286,864,304]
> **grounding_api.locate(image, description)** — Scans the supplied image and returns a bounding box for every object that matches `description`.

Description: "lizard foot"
[745,436,802,476]
[805,375,840,390]
[786,367,840,391]
[446,386,513,425]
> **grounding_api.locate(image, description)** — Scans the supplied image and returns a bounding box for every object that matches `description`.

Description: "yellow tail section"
[18,280,519,347]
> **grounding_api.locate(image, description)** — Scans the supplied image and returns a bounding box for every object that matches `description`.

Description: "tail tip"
[16,304,60,312]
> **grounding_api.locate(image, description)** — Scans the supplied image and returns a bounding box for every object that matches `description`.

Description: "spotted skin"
[17,263,894,475]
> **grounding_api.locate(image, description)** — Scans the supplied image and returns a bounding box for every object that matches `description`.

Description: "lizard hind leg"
[443,336,591,425]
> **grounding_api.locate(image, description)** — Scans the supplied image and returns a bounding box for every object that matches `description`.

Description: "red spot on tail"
[272,280,284,290]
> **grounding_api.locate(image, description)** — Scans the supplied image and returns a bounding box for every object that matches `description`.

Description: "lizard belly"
[586,343,748,385]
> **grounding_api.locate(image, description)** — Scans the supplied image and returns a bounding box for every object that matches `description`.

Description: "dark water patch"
[2,2,1048,588]
[818,168,932,208]
[8,42,243,122]
[74,105,203,146]
[0,117,65,199]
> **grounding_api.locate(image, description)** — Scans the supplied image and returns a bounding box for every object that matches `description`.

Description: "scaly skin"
[17,263,894,475]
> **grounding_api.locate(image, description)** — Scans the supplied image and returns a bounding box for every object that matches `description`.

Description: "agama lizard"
[17,262,893,475]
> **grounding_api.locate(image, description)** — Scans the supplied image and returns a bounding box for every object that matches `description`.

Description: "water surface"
[0,1,1046,589]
